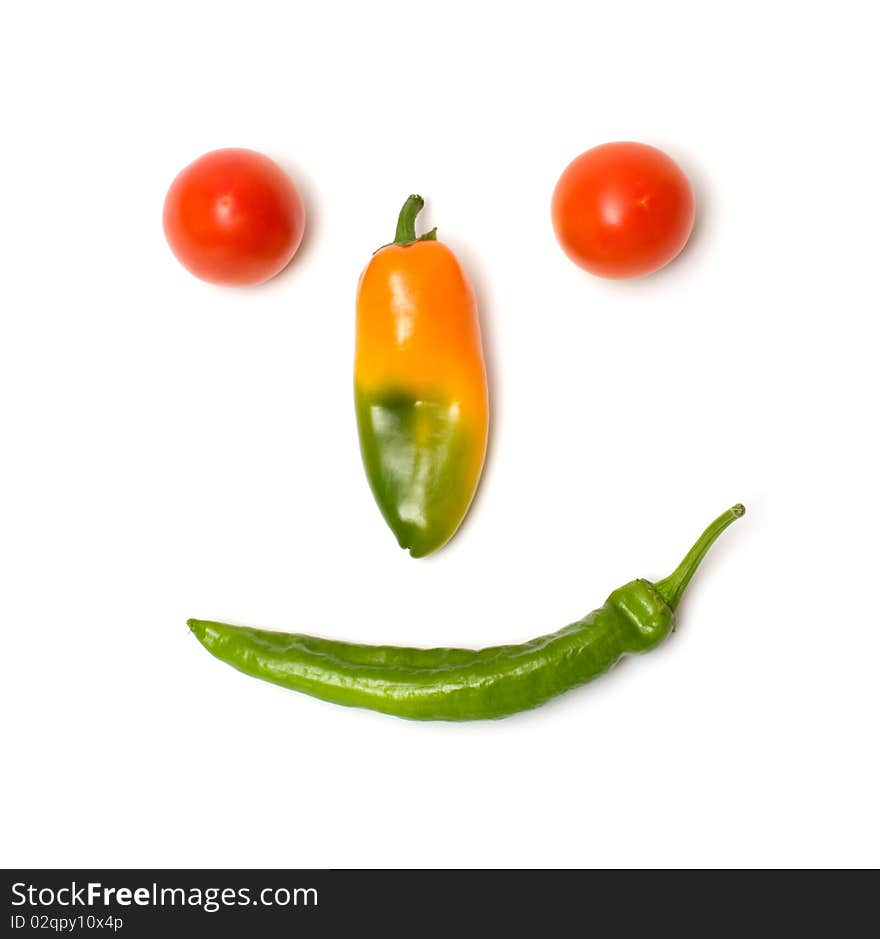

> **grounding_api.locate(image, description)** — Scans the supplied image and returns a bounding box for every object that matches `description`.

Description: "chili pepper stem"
[654,504,745,612]
[393,194,438,246]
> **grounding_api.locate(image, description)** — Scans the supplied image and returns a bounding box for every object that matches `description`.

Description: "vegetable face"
[163,148,305,286]
[354,196,489,557]
[551,141,695,279]
[189,505,745,721]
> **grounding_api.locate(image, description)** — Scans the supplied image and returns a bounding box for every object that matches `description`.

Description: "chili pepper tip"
[731,504,745,517]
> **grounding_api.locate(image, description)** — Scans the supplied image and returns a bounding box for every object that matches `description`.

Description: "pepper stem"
[393,194,438,246]
[654,504,745,611]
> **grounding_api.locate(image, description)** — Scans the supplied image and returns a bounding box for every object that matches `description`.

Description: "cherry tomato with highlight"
[163,148,305,286]
[551,142,695,279]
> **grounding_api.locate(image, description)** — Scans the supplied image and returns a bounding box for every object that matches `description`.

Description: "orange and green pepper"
[354,195,489,556]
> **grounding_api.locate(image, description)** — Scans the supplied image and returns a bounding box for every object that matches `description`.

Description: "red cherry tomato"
[551,142,695,279]
[163,148,305,286]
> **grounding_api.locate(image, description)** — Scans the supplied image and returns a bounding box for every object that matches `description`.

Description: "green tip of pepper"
[355,389,479,558]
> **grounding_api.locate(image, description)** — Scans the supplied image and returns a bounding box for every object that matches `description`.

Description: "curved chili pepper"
[189,505,745,721]
[354,195,489,557]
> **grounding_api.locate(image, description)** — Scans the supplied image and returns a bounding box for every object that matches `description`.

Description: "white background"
[2,0,878,869]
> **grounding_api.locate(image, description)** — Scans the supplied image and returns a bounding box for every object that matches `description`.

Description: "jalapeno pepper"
[354,195,489,557]
[189,504,745,721]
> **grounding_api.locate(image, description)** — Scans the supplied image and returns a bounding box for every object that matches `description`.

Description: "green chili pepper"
[188,504,744,721]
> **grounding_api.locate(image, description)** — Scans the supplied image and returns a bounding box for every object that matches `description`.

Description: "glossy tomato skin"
[163,148,305,286]
[551,142,694,279]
